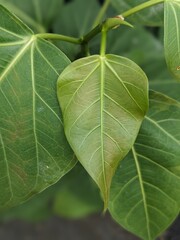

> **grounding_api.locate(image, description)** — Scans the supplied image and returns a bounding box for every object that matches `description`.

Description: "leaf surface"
[164,0,180,80]
[0,0,63,32]
[109,91,180,240]
[0,5,76,210]
[57,54,148,208]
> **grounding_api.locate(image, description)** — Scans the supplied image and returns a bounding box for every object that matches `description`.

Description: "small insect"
[176,66,180,70]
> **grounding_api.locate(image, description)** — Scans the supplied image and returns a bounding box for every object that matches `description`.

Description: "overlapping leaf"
[111,0,164,26]
[164,0,180,80]
[0,5,76,210]
[109,91,180,240]
[0,0,63,32]
[57,54,148,208]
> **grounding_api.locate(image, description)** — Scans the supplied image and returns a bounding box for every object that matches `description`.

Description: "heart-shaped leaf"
[164,0,180,80]
[109,91,180,240]
[0,5,76,210]
[57,54,148,209]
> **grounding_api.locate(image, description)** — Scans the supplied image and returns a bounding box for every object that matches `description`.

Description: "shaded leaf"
[109,91,180,240]
[53,164,103,219]
[0,5,76,210]
[111,0,164,26]
[0,0,63,32]
[150,79,180,101]
[164,0,180,80]
[57,54,148,208]
[52,0,100,60]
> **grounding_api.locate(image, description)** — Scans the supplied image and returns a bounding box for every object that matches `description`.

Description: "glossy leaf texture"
[57,54,148,209]
[0,0,63,32]
[109,91,180,240]
[111,0,164,26]
[0,5,76,210]
[164,0,180,80]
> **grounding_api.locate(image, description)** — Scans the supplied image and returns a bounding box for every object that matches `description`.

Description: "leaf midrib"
[132,147,151,240]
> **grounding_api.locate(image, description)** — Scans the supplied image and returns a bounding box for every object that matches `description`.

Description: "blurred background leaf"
[110,0,164,26]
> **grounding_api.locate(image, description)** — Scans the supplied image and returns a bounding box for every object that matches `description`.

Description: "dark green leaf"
[111,0,164,26]
[109,91,180,240]
[52,0,100,60]
[164,0,180,80]
[57,54,148,209]
[0,0,63,32]
[0,5,76,210]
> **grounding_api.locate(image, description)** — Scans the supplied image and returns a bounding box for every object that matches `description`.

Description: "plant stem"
[92,0,111,28]
[100,28,107,57]
[121,0,164,18]
[35,0,165,46]
[35,33,81,44]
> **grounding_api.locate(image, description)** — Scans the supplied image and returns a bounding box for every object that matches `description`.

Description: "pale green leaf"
[57,54,148,209]
[111,0,164,26]
[164,0,180,80]
[0,0,63,32]
[0,5,76,210]
[109,91,180,240]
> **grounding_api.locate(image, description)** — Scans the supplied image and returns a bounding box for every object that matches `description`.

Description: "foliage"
[0,0,180,239]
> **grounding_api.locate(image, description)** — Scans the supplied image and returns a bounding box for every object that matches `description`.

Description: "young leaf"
[109,91,180,240]
[0,5,76,210]
[111,0,164,26]
[164,0,180,80]
[57,54,148,209]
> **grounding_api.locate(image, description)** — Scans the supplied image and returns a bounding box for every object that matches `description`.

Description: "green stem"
[121,0,164,18]
[35,33,81,44]
[100,28,107,57]
[92,0,111,28]
[35,0,165,46]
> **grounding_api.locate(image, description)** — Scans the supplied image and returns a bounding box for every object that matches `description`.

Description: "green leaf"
[53,164,103,219]
[52,0,100,60]
[57,54,148,209]
[0,0,63,32]
[109,91,180,240]
[164,0,180,80]
[0,5,76,210]
[111,0,164,26]
[150,79,180,101]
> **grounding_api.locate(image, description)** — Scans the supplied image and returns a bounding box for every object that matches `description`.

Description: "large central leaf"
[57,54,148,208]
[109,91,180,240]
[0,5,76,210]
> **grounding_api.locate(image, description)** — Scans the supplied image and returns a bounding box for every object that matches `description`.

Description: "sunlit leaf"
[0,5,76,210]
[57,54,148,209]
[109,91,180,240]
[111,0,164,26]
[0,0,63,32]
[164,0,180,80]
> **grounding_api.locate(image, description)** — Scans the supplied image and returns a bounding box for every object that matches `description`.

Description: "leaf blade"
[57,54,148,208]
[109,91,180,240]
[164,0,180,80]
[0,5,76,210]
